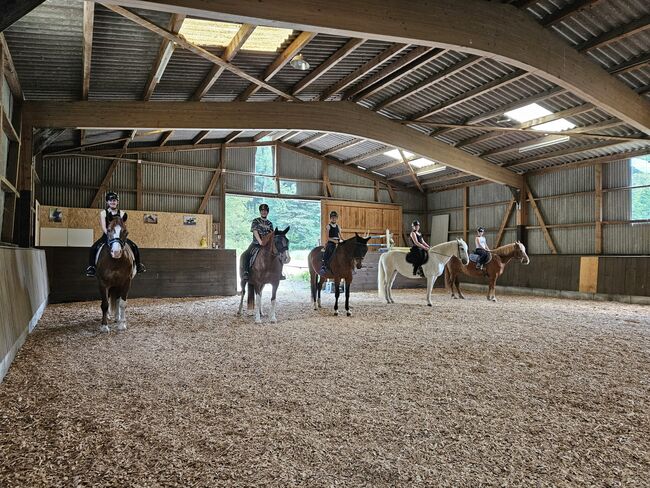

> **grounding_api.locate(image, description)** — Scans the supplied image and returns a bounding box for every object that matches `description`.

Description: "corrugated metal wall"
[428,158,650,255]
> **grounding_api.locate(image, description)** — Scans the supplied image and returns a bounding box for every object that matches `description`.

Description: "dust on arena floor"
[1,285,648,486]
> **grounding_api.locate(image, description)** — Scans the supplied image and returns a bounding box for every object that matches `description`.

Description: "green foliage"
[631,156,650,221]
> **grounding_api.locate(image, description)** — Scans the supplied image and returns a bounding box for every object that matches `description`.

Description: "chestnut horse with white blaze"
[237,227,291,324]
[445,241,530,301]
[378,238,469,306]
[95,214,136,333]
[308,233,372,316]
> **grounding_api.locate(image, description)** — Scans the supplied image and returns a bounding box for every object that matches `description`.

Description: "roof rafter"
[142,13,185,101]
[82,1,94,100]
[540,0,604,28]
[576,14,650,52]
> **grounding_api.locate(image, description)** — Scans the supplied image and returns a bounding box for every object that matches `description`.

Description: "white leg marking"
[117,299,127,331]
[100,325,109,334]
[270,299,277,323]
[255,293,262,324]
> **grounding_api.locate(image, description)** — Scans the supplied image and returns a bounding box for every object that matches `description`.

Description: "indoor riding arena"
[1,1,649,486]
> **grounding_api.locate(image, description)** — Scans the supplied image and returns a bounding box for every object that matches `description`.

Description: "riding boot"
[417,266,425,278]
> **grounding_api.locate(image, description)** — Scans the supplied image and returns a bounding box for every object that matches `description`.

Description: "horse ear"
[107,213,114,222]
[283,226,290,234]
[355,232,359,237]
[122,212,128,222]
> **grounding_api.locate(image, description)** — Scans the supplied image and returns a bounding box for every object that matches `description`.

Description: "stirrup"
[136,263,146,273]
[86,266,96,277]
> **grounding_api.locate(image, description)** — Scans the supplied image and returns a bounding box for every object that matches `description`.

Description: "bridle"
[272,234,289,260]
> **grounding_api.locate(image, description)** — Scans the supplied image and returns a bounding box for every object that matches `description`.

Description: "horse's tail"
[246,283,255,310]
[378,253,386,299]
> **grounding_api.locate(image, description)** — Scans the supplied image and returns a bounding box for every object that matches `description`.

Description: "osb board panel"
[579,257,599,294]
[43,247,237,303]
[321,200,403,249]
[0,248,49,381]
[39,206,212,249]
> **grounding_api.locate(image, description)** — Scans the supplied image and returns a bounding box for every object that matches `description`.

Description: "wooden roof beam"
[192,130,210,145]
[142,13,185,101]
[346,47,446,101]
[296,132,326,148]
[292,38,365,96]
[158,129,174,146]
[191,24,255,101]
[99,4,299,101]
[318,43,410,101]
[108,0,650,133]
[576,15,650,53]
[0,34,22,99]
[540,0,604,28]
[320,138,365,157]
[82,1,94,100]
[22,100,524,188]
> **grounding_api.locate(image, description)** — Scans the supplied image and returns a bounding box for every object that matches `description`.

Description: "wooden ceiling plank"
[540,0,604,28]
[82,1,95,100]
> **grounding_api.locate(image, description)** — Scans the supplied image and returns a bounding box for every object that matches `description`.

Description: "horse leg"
[259,286,264,317]
[116,284,130,331]
[237,285,246,316]
[310,269,318,310]
[317,278,323,308]
[488,277,497,302]
[456,276,465,299]
[447,270,457,299]
[387,270,398,304]
[254,286,263,324]
[100,286,110,333]
[426,276,434,307]
[270,283,278,323]
[345,280,351,317]
[333,279,341,316]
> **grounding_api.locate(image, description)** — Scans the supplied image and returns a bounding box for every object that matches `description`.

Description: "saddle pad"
[95,243,105,265]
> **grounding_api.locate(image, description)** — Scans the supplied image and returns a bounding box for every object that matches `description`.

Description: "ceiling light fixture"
[518,135,570,153]
[290,54,310,70]
[416,165,447,176]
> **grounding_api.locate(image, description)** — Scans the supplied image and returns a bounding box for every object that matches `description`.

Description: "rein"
[427,240,464,259]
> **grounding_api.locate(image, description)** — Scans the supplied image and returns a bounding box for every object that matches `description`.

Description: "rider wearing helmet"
[85,191,146,277]
[474,227,490,270]
[409,220,430,276]
[320,210,343,276]
[242,203,284,281]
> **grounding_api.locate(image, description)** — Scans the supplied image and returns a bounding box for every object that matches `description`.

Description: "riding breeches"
[322,242,336,265]
[474,248,489,265]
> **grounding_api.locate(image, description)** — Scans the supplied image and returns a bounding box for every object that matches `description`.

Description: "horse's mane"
[259,232,274,247]
[491,242,518,257]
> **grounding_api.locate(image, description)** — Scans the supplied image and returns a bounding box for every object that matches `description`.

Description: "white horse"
[378,238,469,306]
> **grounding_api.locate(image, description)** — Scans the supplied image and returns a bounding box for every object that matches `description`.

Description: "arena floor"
[1,286,648,486]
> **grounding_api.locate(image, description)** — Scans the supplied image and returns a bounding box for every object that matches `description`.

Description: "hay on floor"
[1,286,648,486]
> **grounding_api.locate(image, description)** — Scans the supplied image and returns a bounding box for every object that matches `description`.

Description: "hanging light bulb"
[290,54,310,70]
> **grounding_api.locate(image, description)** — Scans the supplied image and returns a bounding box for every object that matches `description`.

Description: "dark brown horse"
[308,233,372,316]
[237,227,290,323]
[445,241,530,302]
[96,214,135,332]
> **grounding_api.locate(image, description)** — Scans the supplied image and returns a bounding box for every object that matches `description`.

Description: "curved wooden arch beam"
[22,100,523,188]
[104,0,650,135]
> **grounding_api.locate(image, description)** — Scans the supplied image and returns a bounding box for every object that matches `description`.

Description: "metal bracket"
[508,186,521,209]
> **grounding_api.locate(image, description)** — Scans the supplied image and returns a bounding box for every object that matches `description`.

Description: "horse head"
[514,241,530,264]
[274,226,291,264]
[106,213,128,259]
[456,238,470,265]
[352,232,372,269]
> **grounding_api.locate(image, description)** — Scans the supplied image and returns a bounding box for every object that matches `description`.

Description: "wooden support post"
[136,156,143,210]
[386,183,397,203]
[219,157,226,247]
[91,158,120,208]
[527,187,558,254]
[322,159,333,197]
[516,178,528,245]
[374,180,379,202]
[495,198,515,248]
[463,186,469,243]
[275,144,281,194]
[16,119,33,247]
[595,163,603,254]
[197,146,224,214]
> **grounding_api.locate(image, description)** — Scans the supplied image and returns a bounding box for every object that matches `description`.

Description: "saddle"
[405,247,429,266]
[469,252,492,266]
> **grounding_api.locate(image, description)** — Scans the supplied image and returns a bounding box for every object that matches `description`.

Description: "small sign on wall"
[144,213,158,224]
[49,208,63,222]
[183,215,197,225]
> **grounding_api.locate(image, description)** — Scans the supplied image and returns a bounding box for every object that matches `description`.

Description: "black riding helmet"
[105,191,119,202]
[412,220,421,226]
[259,203,269,212]
[330,211,338,218]
[477,227,485,233]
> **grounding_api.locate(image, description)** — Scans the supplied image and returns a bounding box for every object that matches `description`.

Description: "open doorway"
[225,194,321,283]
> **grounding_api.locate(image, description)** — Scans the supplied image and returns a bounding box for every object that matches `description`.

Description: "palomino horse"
[378,239,469,306]
[96,214,136,333]
[237,227,291,323]
[445,241,530,301]
[308,233,372,316]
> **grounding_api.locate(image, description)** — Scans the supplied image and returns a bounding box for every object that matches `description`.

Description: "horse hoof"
[117,322,127,331]
[427,303,432,307]
[334,310,339,316]
[270,317,277,323]
[100,325,109,333]
[346,311,352,317]
[452,295,457,299]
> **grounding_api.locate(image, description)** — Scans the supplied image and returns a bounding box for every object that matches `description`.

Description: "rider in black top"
[320,211,343,276]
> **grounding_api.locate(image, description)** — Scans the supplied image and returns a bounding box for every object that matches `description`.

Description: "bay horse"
[96,213,136,333]
[445,241,530,302]
[237,227,291,323]
[378,239,469,306]
[308,233,372,316]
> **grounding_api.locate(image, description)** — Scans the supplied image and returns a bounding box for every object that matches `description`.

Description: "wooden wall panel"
[321,199,402,248]
[43,247,236,303]
[1,247,49,383]
[39,206,212,249]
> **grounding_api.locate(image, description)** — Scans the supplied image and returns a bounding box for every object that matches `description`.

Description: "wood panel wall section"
[38,206,212,249]
[0,247,49,383]
[43,247,236,303]
[320,199,402,249]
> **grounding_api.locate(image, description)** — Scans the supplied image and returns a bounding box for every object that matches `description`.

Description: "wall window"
[254,145,276,193]
[631,155,650,221]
